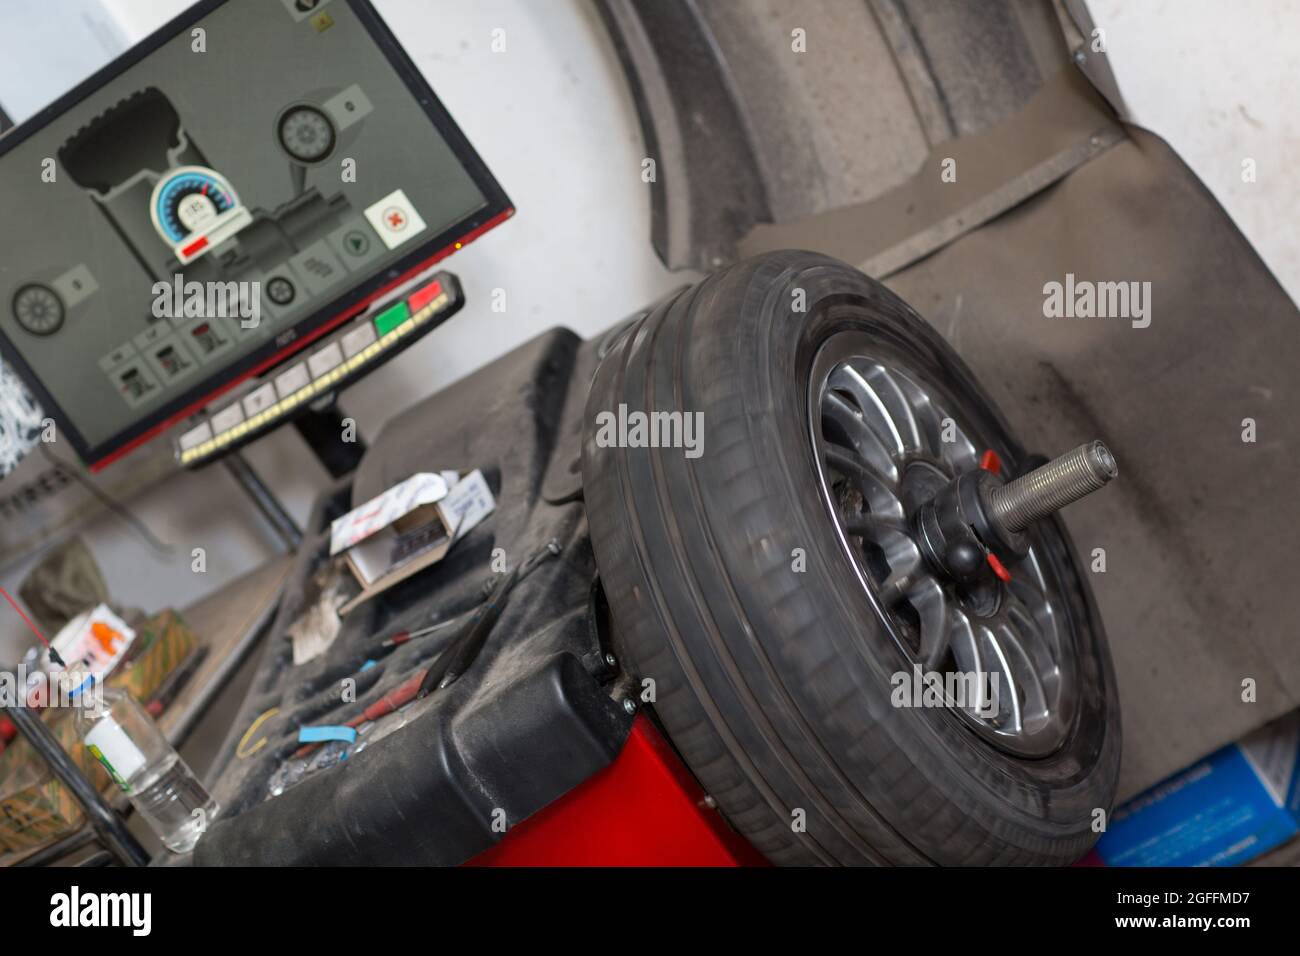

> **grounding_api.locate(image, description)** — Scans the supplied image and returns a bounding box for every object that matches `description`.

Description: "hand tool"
[416,539,561,698]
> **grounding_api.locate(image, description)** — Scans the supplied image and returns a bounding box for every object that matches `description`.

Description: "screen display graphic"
[0,0,511,466]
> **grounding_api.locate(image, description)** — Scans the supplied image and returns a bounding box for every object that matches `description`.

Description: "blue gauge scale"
[149,165,241,244]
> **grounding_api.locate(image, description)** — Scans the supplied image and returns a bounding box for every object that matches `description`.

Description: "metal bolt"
[986,441,1117,534]
[622,698,637,715]
[605,653,617,667]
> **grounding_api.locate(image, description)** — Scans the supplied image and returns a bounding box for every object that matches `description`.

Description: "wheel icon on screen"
[12,283,66,336]
[266,276,297,306]
[277,104,336,165]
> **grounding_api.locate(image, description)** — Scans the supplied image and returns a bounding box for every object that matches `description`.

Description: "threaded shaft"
[986,441,1118,533]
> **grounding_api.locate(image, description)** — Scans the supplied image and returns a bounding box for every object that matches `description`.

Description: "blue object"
[298,725,358,745]
[1097,713,1300,867]
[360,660,376,672]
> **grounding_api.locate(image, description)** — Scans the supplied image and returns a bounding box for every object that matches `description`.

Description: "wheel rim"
[808,330,1076,758]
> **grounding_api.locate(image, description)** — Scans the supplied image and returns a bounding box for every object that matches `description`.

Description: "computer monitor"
[0,0,512,470]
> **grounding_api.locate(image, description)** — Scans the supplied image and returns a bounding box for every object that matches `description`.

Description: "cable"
[236,707,281,760]
[38,445,176,556]
[0,585,64,665]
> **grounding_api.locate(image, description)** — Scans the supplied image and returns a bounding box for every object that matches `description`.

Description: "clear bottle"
[73,681,219,853]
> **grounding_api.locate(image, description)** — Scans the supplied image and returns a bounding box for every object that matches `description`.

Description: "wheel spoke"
[829,364,909,457]
[865,365,923,453]
[823,391,898,481]
[898,377,944,454]
[934,405,979,474]
[821,442,904,519]
[1006,576,1062,661]
[841,513,908,540]
[993,622,1049,727]
[877,570,915,608]
[980,624,1024,733]
[1002,588,1062,701]
[950,610,997,718]
[842,514,920,572]
[909,576,950,670]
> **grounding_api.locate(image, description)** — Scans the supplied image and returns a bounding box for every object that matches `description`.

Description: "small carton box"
[330,470,494,615]
[1096,712,1300,867]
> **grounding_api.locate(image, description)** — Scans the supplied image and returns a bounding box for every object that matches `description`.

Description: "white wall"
[0,0,127,121]
[96,0,192,38]
[1089,0,1300,305]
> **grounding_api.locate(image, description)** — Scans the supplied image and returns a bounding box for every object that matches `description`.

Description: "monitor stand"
[222,396,366,553]
[292,400,367,479]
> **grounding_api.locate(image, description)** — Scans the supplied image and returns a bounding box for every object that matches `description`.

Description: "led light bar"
[175,272,462,468]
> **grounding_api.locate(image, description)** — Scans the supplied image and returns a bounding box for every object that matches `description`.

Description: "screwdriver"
[295,541,563,760]
[416,539,561,698]
[378,616,465,651]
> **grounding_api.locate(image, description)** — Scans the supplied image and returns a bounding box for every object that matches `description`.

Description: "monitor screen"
[0,0,512,468]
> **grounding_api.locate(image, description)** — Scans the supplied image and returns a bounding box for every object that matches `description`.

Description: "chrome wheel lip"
[807,330,1077,758]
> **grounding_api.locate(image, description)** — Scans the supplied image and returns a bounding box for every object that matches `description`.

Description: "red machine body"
[470,715,768,867]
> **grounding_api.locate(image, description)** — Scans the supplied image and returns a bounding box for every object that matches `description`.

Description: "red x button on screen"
[364,188,428,250]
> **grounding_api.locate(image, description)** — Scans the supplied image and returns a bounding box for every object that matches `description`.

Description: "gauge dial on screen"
[12,283,66,336]
[149,166,241,245]
[277,104,337,164]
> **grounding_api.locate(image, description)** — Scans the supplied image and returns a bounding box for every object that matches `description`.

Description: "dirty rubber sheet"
[884,127,1300,800]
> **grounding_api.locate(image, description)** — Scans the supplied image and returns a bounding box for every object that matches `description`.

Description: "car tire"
[581,250,1120,866]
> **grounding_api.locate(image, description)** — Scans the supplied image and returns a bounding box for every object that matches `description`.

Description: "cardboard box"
[0,708,110,855]
[1096,711,1300,867]
[109,608,198,702]
[331,470,494,615]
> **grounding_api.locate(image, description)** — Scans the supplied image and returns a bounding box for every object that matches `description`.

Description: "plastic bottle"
[73,682,218,853]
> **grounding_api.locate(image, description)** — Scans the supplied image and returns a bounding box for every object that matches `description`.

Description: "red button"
[406,280,444,313]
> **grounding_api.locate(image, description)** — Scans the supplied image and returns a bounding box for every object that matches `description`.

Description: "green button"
[374,301,410,336]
